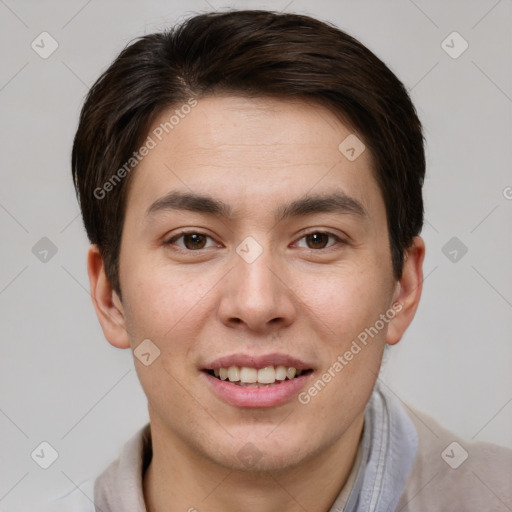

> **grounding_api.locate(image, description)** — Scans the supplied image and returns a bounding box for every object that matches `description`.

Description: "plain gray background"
[1,0,511,510]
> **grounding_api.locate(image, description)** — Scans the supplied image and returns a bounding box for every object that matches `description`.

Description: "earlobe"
[87,245,131,349]
[386,236,425,346]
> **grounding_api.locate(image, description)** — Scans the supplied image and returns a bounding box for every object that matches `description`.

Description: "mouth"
[203,365,314,387]
[201,353,315,407]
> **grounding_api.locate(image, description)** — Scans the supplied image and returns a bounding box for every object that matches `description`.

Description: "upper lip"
[203,353,313,371]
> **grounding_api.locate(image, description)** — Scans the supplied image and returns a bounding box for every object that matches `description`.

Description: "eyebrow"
[145,190,367,223]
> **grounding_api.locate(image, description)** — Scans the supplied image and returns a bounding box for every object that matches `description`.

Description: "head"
[73,10,425,472]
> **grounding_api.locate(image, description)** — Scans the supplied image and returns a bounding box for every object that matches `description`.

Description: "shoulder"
[397,405,512,511]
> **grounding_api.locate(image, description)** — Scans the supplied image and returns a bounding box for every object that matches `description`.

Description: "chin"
[205,428,315,473]
[215,444,310,474]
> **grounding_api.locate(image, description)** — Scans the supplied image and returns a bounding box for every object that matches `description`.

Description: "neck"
[143,413,364,512]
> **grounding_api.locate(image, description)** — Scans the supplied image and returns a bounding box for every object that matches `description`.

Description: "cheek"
[296,268,390,419]
[121,265,214,402]
[121,259,216,345]
[293,263,392,343]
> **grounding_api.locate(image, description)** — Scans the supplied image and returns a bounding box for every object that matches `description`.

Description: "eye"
[165,231,218,251]
[165,230,344,252]
[294,231,343,250]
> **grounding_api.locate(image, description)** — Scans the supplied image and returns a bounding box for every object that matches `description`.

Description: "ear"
[386,236,425,346]
[87,244,131,349]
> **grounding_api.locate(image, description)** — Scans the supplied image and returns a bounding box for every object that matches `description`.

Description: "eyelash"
[164,230,345,252]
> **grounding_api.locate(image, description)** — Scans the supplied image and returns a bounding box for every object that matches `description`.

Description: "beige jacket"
[397,407,512,511]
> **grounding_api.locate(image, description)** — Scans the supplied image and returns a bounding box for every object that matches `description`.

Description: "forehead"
[126,94,382,221]
[152,94,362,162]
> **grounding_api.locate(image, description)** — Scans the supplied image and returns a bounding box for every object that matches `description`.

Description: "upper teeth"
[213,366,302,384]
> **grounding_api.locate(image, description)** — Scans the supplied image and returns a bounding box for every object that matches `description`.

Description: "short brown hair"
[72,9,425,297]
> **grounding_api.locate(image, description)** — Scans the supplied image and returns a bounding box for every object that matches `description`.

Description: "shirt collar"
[329,384,418,512]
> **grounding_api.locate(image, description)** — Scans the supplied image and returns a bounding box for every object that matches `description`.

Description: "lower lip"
[202,371,313,408]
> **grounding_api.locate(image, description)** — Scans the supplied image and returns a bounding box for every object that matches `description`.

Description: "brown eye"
[182,233,207,250]
[295,231,341,250]
[305,232,330,249]
[166,232,216,251]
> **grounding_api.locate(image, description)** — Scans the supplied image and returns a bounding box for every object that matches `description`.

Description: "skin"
[88,94,425,512]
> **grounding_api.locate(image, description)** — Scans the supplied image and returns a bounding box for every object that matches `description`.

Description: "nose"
[217,244,296,334]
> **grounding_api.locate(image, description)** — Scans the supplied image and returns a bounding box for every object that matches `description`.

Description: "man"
[56,9,511,512]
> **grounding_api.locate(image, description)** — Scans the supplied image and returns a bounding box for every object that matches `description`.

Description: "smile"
[206,365,312,386]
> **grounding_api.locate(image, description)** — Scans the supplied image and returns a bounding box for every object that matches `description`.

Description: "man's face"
[115,95,400,471]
